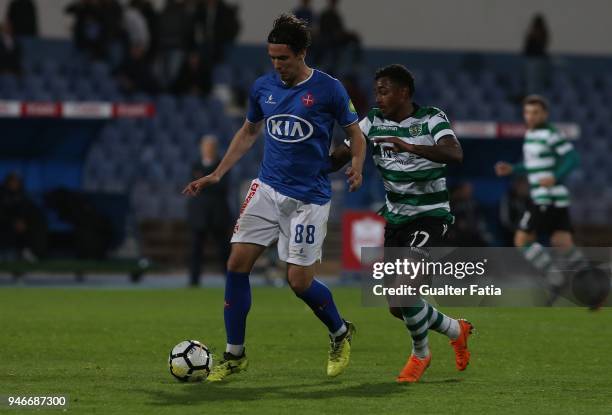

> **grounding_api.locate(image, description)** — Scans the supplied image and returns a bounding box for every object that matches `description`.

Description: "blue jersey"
[246,69,358,204]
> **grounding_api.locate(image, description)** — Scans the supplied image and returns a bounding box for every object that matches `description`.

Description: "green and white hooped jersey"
[347,105,455,225]
[523,124,574,207]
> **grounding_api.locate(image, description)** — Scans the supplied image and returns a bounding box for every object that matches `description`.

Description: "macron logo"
[266,114,314,143]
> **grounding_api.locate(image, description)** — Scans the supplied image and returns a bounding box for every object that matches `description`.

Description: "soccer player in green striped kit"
[496,95,581,305]
[331,64,473,383]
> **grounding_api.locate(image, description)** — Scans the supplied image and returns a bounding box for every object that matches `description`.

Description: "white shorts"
[231,179,330,266]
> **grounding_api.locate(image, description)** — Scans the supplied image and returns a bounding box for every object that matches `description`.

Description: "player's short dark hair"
[375,64,415,96]
[523,94,549,111]
[267,14,311,54]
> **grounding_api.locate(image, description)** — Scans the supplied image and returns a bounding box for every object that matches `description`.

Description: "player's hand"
[373,136,414,153]
[494,161,513,176]
[539,176,556,187]
[345,166,362,192]
[182,174,220,196]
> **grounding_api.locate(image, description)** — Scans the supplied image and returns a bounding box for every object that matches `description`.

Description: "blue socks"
[295,279,345,335]
[224,274,345,355]
[224,271,251,354]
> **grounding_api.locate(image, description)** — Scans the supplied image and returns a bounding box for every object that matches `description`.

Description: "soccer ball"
[168,340,212,382]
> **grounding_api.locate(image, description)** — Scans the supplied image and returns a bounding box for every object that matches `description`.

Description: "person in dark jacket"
[187,135,231,286]
[173,49,212,96]
[523,14,550,94]
[115,44,158,94]
[157,0,193,87]
[193,0,240,64]
[0,22,22,74]
[7,0,38,37]
[0,172,47,260]
[65,0,109,60]
[313,0,361,71]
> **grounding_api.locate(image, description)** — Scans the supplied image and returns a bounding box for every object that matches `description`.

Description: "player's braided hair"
[268,13,311,54]
[375,64,415,97]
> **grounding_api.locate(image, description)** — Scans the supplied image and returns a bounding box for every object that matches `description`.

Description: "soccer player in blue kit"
[183,14,365,381]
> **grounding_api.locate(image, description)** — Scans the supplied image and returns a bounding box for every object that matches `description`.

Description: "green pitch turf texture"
[1,287,610,414]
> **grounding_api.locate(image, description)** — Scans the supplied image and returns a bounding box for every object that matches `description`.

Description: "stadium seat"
[212,64,233,85]
[156,94,178,115]
[0,74,18,95]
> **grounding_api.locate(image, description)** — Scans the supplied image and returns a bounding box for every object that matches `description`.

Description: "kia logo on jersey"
[266,114,314,143]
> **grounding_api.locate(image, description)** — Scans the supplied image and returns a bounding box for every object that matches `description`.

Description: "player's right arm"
[184,78,265,196]
[182,120,263,196]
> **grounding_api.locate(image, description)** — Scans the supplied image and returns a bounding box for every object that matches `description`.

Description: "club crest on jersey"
[267,114,314,143]
[409,124,422,137]
[301,93,315,107]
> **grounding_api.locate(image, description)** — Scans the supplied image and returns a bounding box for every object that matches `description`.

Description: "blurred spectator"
[65,0,109,60]
[314,0,362,72]
[123,1,150,52]
[447,182,492,246]
[100,0,124,66]
[523,14,549,58]
[6,0,38,37]
[130,0,158,59]
[187,135,231,286]
[116,44,158,94]
[0,21,21,74]
[0,172,47,260]
[157,0,193,88]
[193,0,241,64]
[523,14,550,94]
[342,73,368,118]
[45,189,112,260]
[173,50,212,96]
[99,0,123,43]
[293,0,314,28]
[499,176,530,246]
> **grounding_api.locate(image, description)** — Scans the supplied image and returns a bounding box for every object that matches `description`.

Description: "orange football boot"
[396,353,431,383]
[450,319,474,371]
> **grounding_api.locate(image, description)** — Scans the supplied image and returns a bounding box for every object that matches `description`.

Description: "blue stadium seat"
[187,113,211,133]
[0,74,18,94]
[213,64,233,85]
[89,61,111,80]
[22,75,45,92]
[72,79,96,100]
[179,95,204,114]
[156,94,178,116]
[47,78,70,98]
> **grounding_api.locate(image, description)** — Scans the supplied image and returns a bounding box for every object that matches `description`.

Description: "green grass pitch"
[1,287,611,414]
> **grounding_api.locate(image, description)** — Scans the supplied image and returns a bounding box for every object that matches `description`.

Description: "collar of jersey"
[530,121,551,131]
[379,102,423,124]
[278,68,315,88]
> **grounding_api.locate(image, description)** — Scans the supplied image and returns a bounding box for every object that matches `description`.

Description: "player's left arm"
[331,80,366,191]
[374,109,463,163]
[374,135,463,164]
[343,121,366,191]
